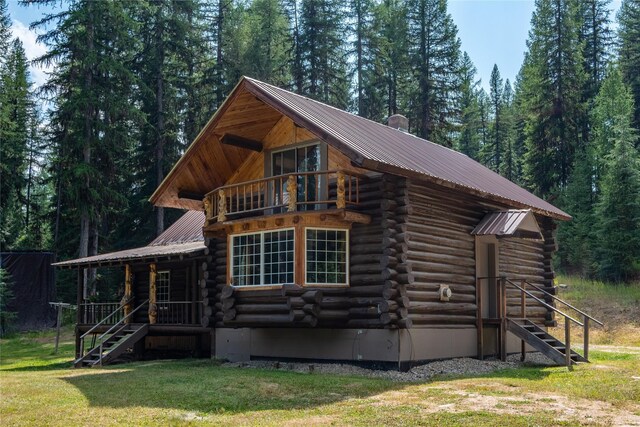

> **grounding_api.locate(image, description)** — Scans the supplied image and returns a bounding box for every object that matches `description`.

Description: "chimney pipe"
[387,114,409,132]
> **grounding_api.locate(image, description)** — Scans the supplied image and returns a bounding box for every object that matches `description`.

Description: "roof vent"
[387,114,409,132]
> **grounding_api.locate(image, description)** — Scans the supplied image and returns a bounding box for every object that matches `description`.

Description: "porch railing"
[80,302,123,324]
[204,170,360,223]
[156,301,201,325]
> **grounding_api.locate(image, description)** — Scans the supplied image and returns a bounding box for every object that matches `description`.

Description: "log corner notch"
[149,263,157,324]
[220,134,263,152]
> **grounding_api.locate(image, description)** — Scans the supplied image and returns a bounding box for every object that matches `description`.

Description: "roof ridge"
[243,76,471,160]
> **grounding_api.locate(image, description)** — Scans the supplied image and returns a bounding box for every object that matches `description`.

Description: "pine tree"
[618,0,640,130]
[500,79,518,182]
[375,0,410,118]
[484,64,504,171]
[591,65,640,281]
[298,0,350,108]
[244,0,292,86]
[0,39,32,249]
[520,0,586,197]
[455,52,482,161]
[31,0,141,295]
[407,0,461,146]
[0,0,10,62]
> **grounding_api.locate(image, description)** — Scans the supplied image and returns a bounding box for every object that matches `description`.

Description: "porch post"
[149,263,157,324]
[75,267,83,359]
[123,264,133,323]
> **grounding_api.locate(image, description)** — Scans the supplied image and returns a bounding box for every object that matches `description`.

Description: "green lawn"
[1,328,639,426]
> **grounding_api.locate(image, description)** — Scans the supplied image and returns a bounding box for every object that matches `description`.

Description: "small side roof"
[53,211,206,269]
[472,209,543,240]
[150,76,570,221]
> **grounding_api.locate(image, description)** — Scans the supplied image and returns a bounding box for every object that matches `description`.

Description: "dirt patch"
[370,382,640,426]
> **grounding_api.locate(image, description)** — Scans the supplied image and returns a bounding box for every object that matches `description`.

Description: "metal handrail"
[96,299,149,342]
[79,299,148,360]
[522,280,603,326]
[505,279,583,326]
[80,297,133,340]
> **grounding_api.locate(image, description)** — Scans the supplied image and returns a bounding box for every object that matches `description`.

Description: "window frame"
[304,227,350,287]
[156,270,171,309]
[228,227,296,288]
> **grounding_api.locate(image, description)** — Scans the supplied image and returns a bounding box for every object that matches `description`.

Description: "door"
[270,143,322,210]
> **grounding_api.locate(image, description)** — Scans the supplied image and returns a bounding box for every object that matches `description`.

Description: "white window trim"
[157,270,170,309]
[304,227,350,287]
[229,228,296,287]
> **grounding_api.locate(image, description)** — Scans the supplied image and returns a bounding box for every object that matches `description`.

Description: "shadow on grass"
[58,358,562,414]
[61,360,407,413]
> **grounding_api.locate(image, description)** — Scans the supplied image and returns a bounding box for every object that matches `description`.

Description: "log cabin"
[56,77,601,369]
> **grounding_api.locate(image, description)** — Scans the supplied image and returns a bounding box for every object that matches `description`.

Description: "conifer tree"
[520,0,586,196]
[0,0,10,62]
[484,64,504,171]
[0,39,31,249]
[455,52,482,161]
[244,0,291,86]
[617,0,640,130]
[500,79,518,182]
[298,0,350,108]
[407,0,461,146]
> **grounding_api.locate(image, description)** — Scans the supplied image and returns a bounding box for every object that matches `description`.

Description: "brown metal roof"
[151,77,570,220]
[472,209,543,240]
[53,211,206,268]
[242,78,570,220]
[149,210,205,245]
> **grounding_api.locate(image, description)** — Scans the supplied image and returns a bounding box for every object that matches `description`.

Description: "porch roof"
[53,211,206,269]
[471,209,543,240]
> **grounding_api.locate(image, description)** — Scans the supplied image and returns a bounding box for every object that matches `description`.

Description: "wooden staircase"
[506,318,588,366]
[75,323,148,367]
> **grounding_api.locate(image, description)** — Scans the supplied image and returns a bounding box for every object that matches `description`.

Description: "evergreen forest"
[1,0,639,303]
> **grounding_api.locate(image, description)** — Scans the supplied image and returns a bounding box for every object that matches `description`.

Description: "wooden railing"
[204,170,360,223]
[80,302,123,325]
[156,301,201,325]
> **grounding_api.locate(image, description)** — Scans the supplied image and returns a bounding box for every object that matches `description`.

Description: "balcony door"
[270,143,325,211]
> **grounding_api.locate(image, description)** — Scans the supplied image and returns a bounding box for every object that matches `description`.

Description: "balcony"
[203,170,366,227]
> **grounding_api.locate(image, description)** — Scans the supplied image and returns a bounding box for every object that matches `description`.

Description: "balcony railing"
[204,170,360,224]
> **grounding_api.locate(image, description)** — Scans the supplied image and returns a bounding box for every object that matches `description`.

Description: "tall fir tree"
[298,0,350,108]
[407,0,461,146]
[520,0,586,197]
[483,64,504,171]
[455,52,482,161]
[244,0,292,86]
[617,0,640,131]
[593,70,640,280]
[500,79,519,182]
[31,0,141,295]
[0,39,32,249]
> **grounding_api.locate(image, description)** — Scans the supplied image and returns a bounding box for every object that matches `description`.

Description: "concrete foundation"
[214,327,535,367]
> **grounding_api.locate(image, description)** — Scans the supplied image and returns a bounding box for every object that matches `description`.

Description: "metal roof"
[53,211,206,268]
[472,209,543,239]
[241,77,570,220]
[149,210,205,245]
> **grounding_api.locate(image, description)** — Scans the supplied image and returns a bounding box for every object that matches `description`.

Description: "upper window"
[231,229,295,286]
[306,228,348,285]
[271,144,323,210]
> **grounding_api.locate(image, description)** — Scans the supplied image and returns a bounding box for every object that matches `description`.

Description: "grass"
[1,326,639,426]
[552,275,640,346]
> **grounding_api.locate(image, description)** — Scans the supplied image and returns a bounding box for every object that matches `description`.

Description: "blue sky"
[7,0,622,91]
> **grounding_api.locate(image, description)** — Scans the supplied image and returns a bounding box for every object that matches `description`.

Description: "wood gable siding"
[225,116,368,187]
[406,180,556,327]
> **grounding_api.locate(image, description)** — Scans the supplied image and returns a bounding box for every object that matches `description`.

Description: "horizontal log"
[409,302,477,315]
[405,290,476,303]
[235,303,291,314]
[408,314,477,324]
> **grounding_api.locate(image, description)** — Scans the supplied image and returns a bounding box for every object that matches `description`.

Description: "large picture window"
[231,229,295,286]
[306,228,348,285]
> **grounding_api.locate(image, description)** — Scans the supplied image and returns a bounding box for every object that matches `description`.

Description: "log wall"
[406,180,557,327]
